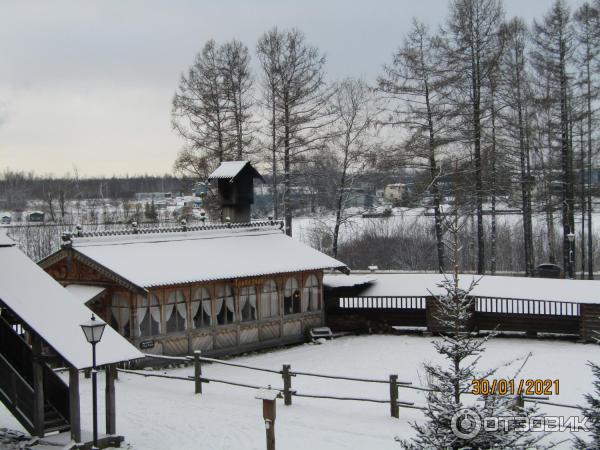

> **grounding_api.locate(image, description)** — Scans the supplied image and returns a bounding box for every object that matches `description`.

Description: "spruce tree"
[399,212,542,450]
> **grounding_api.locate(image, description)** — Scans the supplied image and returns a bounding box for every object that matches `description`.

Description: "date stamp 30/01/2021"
[471,379,560,396]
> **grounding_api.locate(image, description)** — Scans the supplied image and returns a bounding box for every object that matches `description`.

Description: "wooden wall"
[43,254,325,357]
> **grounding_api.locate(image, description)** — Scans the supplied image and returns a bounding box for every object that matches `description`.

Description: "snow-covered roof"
[69,225,347,289]
[0,239,143,369]
[208,161,263,181]
[65,284,106,304]
[0,230,13,247]
[323,274,376,289]
[327,273,600,304]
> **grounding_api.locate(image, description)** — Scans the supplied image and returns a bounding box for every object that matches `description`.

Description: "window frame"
[166,289,187,333]
[192,287,212,329]
[284,277,301,315]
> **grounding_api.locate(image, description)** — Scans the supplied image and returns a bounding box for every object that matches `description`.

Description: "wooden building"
[40,221,347,357]
[0,232,142,447]
[324,273,600,340]
[208,161,264,223]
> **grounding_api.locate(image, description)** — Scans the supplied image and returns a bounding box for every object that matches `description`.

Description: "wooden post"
[105,365,116,435]
[389,374,399,418]
[515,394,525,409]
[32,336,45,437]
[282,364,292,406]
[256,389,278,450]
[69,368,81,443]
[194,350,202,394]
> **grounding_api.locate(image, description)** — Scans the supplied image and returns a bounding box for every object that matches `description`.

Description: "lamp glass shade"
[567,233,575,243]
[80,314,106,344]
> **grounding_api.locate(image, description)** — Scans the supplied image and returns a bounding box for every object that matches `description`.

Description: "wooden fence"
[116,352,581,420]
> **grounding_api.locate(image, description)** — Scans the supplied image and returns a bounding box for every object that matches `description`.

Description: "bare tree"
[442,0,505,274]
[172,39,254,177]
[574,1,600,278]
[377,20,452,272]
[498,18,535,275]
[220,39,254,159]
[257,28,332,236]
[329,78,375,257]
[531,0,576,277]
[257,30,284,219]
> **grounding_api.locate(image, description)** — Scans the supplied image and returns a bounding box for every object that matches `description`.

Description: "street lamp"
[80,314,106,449]
[567,232,575,279]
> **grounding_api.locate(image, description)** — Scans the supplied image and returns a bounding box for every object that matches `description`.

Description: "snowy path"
[1,335,598,449]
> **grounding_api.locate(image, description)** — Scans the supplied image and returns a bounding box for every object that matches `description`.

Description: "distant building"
[27,211,45,222]
[383,183,406,202]
[1,214,10,224]
[193,182,209,197]
[134,192,172,202]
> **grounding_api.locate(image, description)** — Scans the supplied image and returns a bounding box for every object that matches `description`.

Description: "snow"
[71,227,347,289]
[322,274,376,288]
[208,161,259,180]
[327,273,600,304]
[0,230,13,247]
[0,335,593,449]
[65,284,106,304]
[0,244,143,369]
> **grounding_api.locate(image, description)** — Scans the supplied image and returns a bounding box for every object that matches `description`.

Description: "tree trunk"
[424,78,444,273]
[283,98,292,237]
[489,87,497,275]
[586,56,594,279]
[271,94,278,220]
[471,39,485,274]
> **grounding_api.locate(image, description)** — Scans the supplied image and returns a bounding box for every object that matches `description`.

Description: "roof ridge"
[62,219,284,247]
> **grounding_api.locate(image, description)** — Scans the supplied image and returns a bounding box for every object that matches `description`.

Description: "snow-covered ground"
[292,208,600,246]
[0,335,597,449]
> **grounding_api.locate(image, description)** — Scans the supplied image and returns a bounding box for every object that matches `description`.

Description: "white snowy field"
[1,335,598,449]
[292,209,600,246]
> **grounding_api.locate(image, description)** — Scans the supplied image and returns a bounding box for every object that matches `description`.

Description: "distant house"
[383,183,406,202]
[27,211,45,222]
[1,214,10,224]
[134,192,172,202]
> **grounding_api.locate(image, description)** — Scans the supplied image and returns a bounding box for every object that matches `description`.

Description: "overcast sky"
[0,0,583,177]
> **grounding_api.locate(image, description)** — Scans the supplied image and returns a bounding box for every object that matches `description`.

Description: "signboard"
[140,340,155,350]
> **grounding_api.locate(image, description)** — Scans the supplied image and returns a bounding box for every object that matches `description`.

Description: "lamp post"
[567,232,575,279]
[80,314,106,449]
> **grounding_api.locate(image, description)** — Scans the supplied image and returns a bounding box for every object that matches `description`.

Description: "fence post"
[282,364,292,406]
[194,350,202,395]
[389,374,399,418]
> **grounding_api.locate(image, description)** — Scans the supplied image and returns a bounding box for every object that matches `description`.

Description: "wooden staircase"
[0,315,70,436]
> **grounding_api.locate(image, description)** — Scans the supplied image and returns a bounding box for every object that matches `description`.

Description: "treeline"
[0,170,190,208]
[171,0,600,277]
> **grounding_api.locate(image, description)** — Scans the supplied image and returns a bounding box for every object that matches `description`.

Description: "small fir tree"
[399,212,543,450]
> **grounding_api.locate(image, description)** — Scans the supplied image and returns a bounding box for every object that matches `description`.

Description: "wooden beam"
[69,368,81,443]
[31,336,45,438]
[105,365,116,435]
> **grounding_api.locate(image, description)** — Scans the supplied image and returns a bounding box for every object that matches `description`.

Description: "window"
[284,277,300,315]
[111,293,131,336]
[216,284,235,325]
[166,290,187,333]
[138,294,161,337]
[240,286,257,322]
[192,287,212,328]
[303,275,320,312]
[261,280,279,319]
